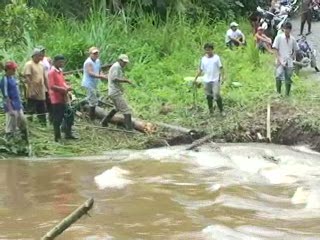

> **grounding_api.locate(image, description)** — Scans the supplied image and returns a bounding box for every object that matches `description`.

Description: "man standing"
[101,54,133,130]
[48,55,77,142]
[273,22,299,96]
[225,22,246,48]
[300,0,312,36]
[81,47,108,121]
[194,43,225,116]
[39,46,53,124]
[0,61,28,142]
[23,48,48,126]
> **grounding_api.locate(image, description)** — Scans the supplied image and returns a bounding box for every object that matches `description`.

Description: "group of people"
[0,46,133,143]
[194,18,299,116]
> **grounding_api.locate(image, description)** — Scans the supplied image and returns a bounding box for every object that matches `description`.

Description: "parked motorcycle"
[294,36,319,73]
[257,6,288,40]
[312,0,320,21]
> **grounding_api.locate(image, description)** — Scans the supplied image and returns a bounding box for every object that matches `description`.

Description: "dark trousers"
[27,98,47,125]
[52,103,66,141]
[301,10,312,34]
[45,92,53,124]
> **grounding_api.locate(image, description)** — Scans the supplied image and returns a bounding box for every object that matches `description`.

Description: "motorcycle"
[312,0,320,21]
[257,6,289,40]
[294,36,319,73]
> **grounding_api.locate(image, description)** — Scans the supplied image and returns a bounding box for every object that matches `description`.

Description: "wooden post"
[41,198,94,240]
[267,103,271,142]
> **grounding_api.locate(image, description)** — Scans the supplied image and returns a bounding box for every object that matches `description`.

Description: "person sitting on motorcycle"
[225,22,246,49]
[297,35,320,72]
[255,27,273,53]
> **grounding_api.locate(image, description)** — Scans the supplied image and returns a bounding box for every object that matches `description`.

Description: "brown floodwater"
[1,144,320,240]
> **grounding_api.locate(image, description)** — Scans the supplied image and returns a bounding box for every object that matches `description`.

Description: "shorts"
[6,109,27,133]
[275,65,293,83]
[86,88,99,107]
[204,81,221,100]
[110,94,131,114]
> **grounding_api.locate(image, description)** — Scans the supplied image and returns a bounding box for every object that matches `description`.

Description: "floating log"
[41,198,94,240]
[155,122,198,136]
[83,105,157,134]
[185,134,215,150]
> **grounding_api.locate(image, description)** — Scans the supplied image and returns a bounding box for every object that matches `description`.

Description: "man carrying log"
[194,43,225,116]
[48,55,78,142]
[101,54,133,130]
[81,47,108,121]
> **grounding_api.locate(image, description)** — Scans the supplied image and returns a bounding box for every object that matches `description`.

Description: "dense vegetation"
[1,0,320,157]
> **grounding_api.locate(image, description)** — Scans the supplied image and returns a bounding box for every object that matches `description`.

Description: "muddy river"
[1,143,320,239]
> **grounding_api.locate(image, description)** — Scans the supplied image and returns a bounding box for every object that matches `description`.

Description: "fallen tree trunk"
[83,105,157,133]
[155,122,198,136]
[41,198,94,240]
[185,134,215,150]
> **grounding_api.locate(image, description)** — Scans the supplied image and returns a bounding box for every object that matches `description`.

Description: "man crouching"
[101,54,133,130]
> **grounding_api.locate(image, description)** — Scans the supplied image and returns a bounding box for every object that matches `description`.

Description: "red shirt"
[48,67,69,104]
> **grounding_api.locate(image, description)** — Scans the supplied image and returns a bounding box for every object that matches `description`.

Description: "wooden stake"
[41,198,94,240]
[267,103,271,142]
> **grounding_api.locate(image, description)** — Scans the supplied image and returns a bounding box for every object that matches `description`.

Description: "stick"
[267,103,271,142]
[41,198,94,240]
[75,123,137,134]
[186,134,214,150]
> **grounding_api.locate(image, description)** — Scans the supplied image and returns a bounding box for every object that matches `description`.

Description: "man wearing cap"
[23,48,48,126]
[101,54,133,130]
[48,55,77,142]
[39,45,53,124]
[82,47,108,121]
[272,22,299,96]
[225,22,246,48]
[0,61,28,142]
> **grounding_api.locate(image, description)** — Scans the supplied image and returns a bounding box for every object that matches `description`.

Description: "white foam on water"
[291,187,310,205]
[306,189,320,209]
[202,225,262,240]
[94,166,133,190]
[258,167,298,185]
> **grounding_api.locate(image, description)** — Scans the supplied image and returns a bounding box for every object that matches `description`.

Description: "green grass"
[1,13,320,157]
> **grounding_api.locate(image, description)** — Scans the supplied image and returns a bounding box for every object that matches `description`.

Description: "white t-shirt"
[225,29,244,43]
[272,34,299,67]
[200,55,222,83]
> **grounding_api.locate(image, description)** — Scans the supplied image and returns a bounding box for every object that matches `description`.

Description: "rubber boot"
[53,124,62,142]
[89,106,96,121]
[285,83,291,96]
[206,95,214,114]
[21,129,29,144]
[276,80,282,94]
[101,109,117,127]
[124,114,133,131]
[216,97,225,116]
[65,125,78,140]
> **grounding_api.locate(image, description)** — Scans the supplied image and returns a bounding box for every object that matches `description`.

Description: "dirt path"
[291,17,320,80]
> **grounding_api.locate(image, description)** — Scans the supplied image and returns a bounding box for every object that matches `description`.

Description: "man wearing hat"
[225,22,246,48]
[101,54,133,130]
[0,61,28,142]
[48,55,77,142]
[81,47,108,121]
[23,48,48,126]
[38,45,53,124]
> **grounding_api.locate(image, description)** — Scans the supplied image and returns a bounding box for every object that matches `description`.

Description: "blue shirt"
[0,76,23,112]
[81,57,101,89]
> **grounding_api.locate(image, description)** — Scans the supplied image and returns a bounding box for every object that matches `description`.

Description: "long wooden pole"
[267,103,271,142]
[41,198,94,240]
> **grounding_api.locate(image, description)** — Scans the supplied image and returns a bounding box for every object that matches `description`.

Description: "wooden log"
[155,122,198,136]
[267,103,271,142]
[83,105,156,133]
[185,134,215,150]
[41,198,94,240]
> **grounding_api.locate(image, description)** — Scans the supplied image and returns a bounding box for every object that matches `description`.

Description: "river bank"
[1,18,320,157]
